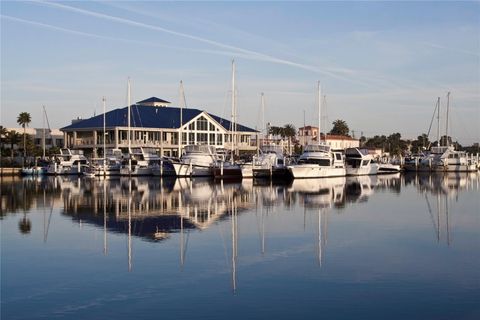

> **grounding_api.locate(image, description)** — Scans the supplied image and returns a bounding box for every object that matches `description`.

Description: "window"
[162,132,168,142]
[189,133,195,144]
[172,133,178,145]
[196,116,208,131]
[209,133,215,144]
[217,134,223,145]
[209,123,215,131]
[182,133,187,144]
[197,133,208,143]
[188,122,195,131]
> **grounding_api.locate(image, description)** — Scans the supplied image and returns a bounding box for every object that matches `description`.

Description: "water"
[1,173,479,320]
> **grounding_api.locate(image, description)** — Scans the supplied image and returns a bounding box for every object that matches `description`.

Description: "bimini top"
[61,104,257,133]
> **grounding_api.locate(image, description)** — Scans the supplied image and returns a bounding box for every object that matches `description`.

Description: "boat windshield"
[261,145,283,154]
[304,144,330,153]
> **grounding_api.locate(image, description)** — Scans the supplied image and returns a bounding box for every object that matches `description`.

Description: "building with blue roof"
[60,97,258,157]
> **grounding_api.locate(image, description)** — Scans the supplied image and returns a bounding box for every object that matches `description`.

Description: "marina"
[1,172,479,319]
[2,2,479,319]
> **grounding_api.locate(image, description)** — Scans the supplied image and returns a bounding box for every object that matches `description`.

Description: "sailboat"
[287,82,346,178]
[212,59,242,179]
[172,81,220,177]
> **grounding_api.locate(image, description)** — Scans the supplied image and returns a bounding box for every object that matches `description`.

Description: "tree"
[17,112,31,165]
[283,124,296,155]
[6,130,21,158]
[330,119,350,136]
[0,126,7,157]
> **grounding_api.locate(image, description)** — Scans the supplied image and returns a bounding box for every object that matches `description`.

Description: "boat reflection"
[2,172,479,288]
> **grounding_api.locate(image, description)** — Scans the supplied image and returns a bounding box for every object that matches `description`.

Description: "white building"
[60,97,258,157]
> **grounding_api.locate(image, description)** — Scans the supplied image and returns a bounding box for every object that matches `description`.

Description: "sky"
[1,1,479,145]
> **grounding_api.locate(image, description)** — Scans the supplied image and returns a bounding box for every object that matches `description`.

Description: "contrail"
[0,14,248,58]
[33,0,374,86]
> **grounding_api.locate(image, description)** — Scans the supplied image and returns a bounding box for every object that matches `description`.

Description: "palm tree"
[283,124,296,155]
[17,112,31,165]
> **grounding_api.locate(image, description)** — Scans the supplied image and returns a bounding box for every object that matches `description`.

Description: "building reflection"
[3,172,478,282]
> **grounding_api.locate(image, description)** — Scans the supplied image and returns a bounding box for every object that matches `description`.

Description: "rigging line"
[426,98,438,141]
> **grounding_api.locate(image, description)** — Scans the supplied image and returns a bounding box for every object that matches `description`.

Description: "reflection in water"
[2,172,478,289]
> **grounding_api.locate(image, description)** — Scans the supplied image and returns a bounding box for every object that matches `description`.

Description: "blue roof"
[61,105,257,133]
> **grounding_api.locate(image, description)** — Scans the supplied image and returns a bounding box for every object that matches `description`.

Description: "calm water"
[1,173,479,320]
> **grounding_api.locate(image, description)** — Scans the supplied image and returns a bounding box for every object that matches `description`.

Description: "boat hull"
[287,165,346,179]
[173,163,213,177]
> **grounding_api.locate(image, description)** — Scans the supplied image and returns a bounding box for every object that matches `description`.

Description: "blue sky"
[1,1,479,144]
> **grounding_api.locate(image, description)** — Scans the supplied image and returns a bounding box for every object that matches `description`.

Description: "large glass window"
[209,123,215,131]
[209,133,215,144]
[189,133,195,144]
[217,134,223,145]
[197,116,208,131]
[182,133,187,144]
[188,122,195,131]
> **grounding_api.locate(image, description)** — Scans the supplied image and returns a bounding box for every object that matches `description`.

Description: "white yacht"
[287,144,346,179]
[288,81,346,179]
[345,148,379,176]
[172,144,219,177]
[47,148,89,175]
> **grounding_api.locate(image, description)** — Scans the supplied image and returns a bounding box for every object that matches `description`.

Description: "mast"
[127,78,131,152]
[42,105,46,159]
[178,81,185,157]
[103,96,106,174]
[317,81,321,143]
[436,97,441,147]
[127,78,132,172]
[261,92,265,145]
[445,91,450,147]
[231,59,236,164]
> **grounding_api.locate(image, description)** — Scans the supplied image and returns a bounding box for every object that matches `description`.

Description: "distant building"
[297,126,359,150]
[60,97,258,157]
[4,127,64,150]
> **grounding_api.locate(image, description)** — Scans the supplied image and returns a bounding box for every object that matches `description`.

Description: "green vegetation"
[329,119,350,136]
[17,112,31,165]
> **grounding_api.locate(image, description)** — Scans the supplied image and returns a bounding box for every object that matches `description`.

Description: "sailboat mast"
[127,78,131,152]
[103,96,107,174]
[179,81,184,157]
[42,105,46,159]
[261,92,265,145]
[317,81,321,143]
[445,91,450,146]
[436,97,441,146]
[231,59,236,164]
